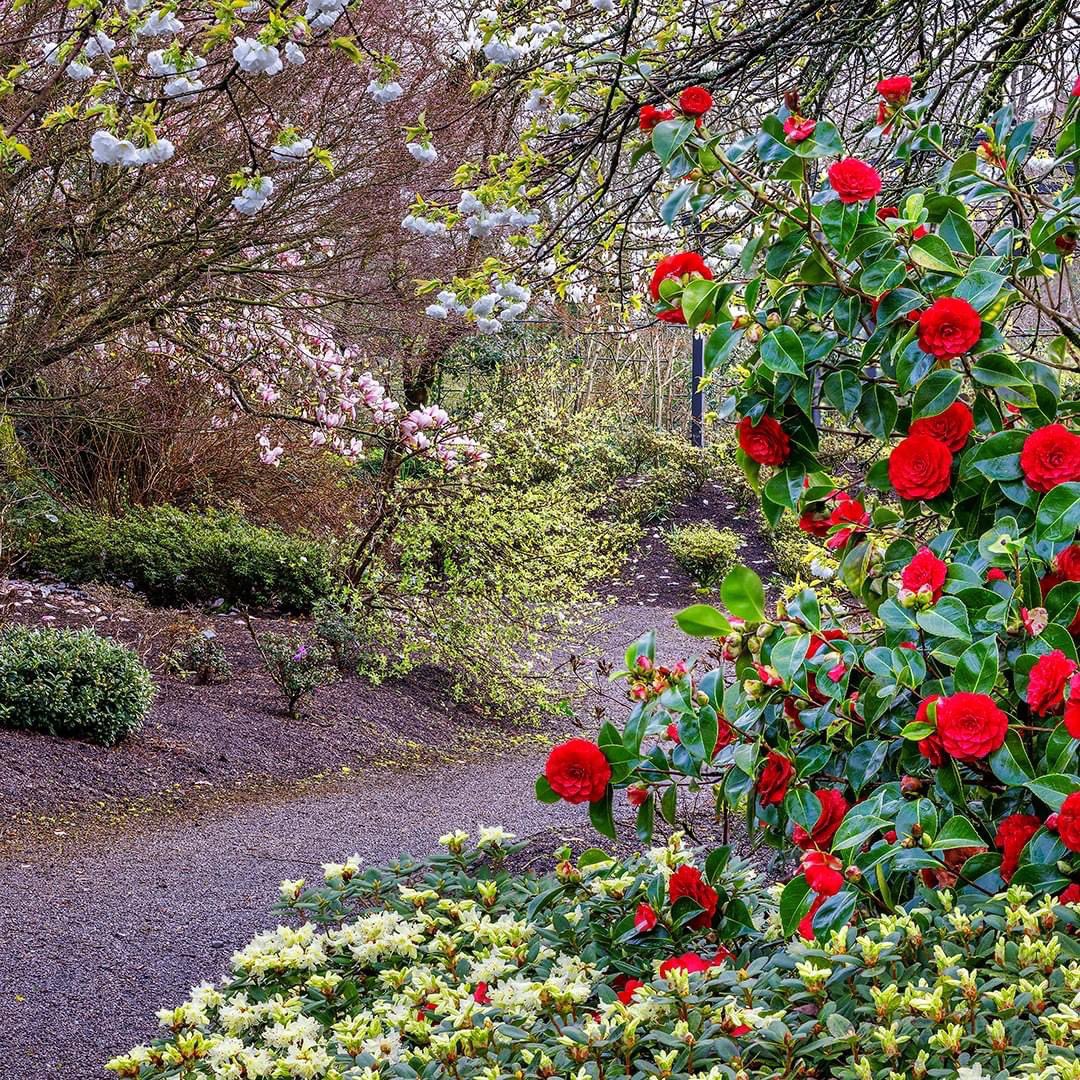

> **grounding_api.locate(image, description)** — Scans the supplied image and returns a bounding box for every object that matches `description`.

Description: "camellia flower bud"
[765,312,782,329]
[745,323,763,344]
[556,860,581,883]
[742,678,764,699]
[1022,607,1048,636]
[900,775,927,795]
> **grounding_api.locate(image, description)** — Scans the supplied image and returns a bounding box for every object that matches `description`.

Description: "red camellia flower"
[1057,545,1080,581]
[792,789,850,851]
[1021,424,1080,493]
[1027,650,1078,716]
[473,982,490,1004]
[756,750,794,806]
[639,104,675,132]
[1058,792,1080,853]
[1061,883,1080,905]
[801,850,844,896]
[888,435,954,501]
[635,902,658,933]
[737,413,790,466]
[825,496,870,550]
[659,951,721,977]
[783,114,816,142]
[668,865,719,929]
[1065,675,1080,739]
[627,785,650,807]
[995,814,1041,883]
[616,978,645,1004]
[678,85,713,117]
[918,731,945,767]
[827,158,883,204]
[649,252,714,324]
[901,546,948,602]
[1073,76,1080,97]
[544,739,612,803]
[908,401,975,453]
[877,205,899,221]
[799,894,826,940]
[917,297,982,360]
[986,567,1008,583]
[935,692,1009,761]
[876,75,913,104]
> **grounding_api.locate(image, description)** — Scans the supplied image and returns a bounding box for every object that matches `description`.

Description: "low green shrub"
[666,524,743,586]
[0,625,154,745]
[21,504,335,612]
[163,629,232,685]
[107,832,1080,1080]
[609,428,713,524]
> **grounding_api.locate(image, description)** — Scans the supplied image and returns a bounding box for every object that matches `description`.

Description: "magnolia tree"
[0,0,514,491]
[537,75,1080,941]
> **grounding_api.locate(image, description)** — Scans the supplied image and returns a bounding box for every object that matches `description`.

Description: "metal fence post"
[690,329,704,448]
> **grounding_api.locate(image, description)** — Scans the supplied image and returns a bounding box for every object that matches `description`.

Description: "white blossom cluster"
[90,130,175,167]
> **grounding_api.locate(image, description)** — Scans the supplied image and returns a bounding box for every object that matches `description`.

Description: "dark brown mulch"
[0,580,551,846]
[605,479,777,608]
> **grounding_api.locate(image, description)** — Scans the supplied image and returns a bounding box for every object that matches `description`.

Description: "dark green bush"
[22,504,335,612]
[0,625,155,745]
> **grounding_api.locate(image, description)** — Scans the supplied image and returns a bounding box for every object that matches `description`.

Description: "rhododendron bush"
[110,832,1080,1079]
[539,83,1080,940]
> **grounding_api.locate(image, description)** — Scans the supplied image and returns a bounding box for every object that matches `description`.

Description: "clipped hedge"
[0,625,155,745]
[23,504,335,612]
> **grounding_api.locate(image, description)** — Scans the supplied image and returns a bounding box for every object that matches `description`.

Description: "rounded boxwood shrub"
[666,524,744,586]
[23,504,335,612]
[0,626,155,745]
[106,832,1080,1079]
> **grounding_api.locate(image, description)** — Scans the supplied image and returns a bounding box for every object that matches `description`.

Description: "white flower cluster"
[270,137,313,164]
[137,9,184,37]
[232,175,274,215]
[90,130,175,167]
[232,37,283,76]
[147,48,208,97]
[479,17,565,65]
[407,142,439,164]
[401,214,449,237]
[368,80,404,104]
[305,0,347,30]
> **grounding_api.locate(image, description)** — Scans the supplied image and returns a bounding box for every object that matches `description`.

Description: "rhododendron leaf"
[939,211,977,255]
[845,739,889,796]
[911,369,962,419]
[784,787,820,831]
[1024,774,1080,811]
[704,845,730,884]
[954,637,999,694]
[536,776,561,804]
[1046,581,1080,631]
[635,797,654,843]
[674,603,731,638]
[813,888,857,936]
[760,326,805,375]
[860,259,906,295]
[990,730,1036,787]
[651,118,695,165]
[819,199,858,253]
[916,597,972,642]
[932,815,983,849]
[779,875,813,937]
[660,784,677,825]
[1035,482,1080,544]
[624,631,656,670]
[659,183,693,226]
[856,383,897,440]
[588,788,616,840]
[720,566,765,623]
[953,270,1005,311]
[1011,862,1071,895]
[910,235,961,275]
[896,799,937,841]
[577,847,611,869]
[822,369,861,417]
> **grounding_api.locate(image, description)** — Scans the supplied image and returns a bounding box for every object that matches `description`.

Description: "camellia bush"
[538,77,1080,940]
[109,832,1080,1079]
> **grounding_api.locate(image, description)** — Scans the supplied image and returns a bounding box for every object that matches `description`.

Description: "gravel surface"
[0,481,776,1078]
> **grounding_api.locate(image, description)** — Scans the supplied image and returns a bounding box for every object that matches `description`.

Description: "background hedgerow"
[18,503,337,613]
[108,833,1080,1080]
[0,625,154,745]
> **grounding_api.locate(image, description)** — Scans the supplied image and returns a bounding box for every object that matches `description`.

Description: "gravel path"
[0,483,774,1079]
